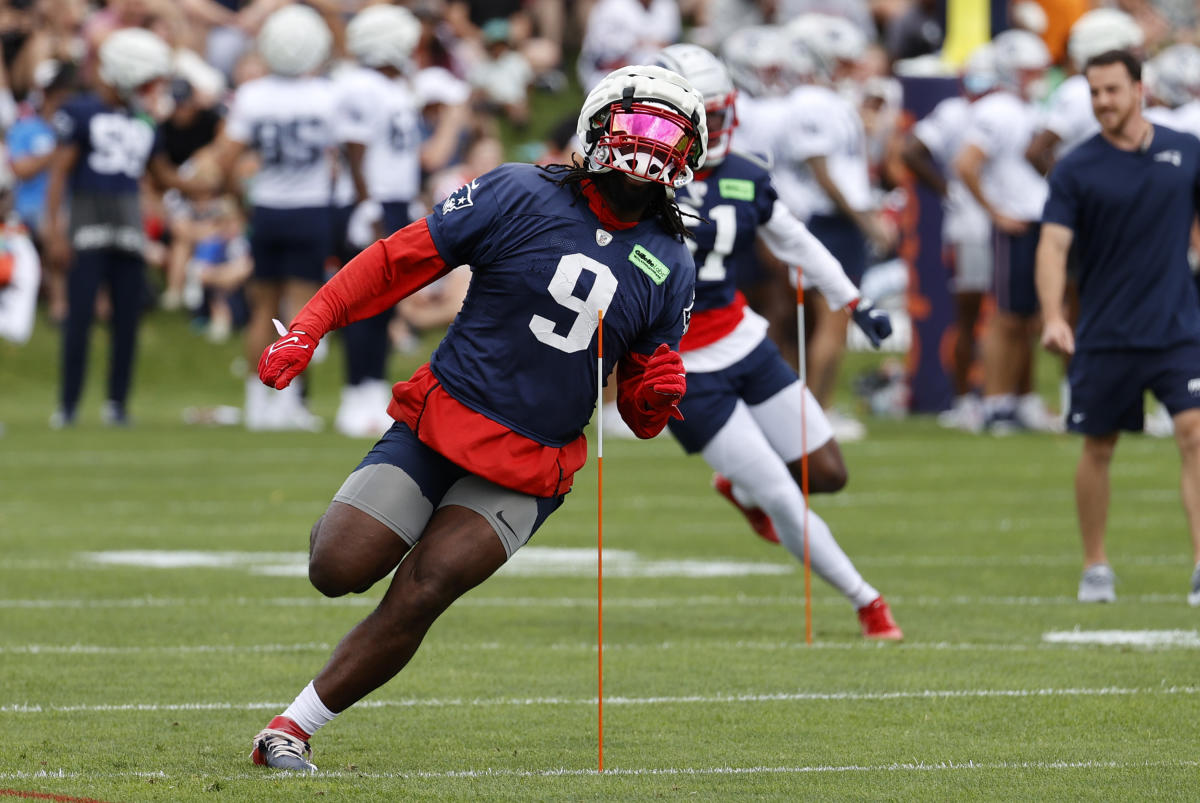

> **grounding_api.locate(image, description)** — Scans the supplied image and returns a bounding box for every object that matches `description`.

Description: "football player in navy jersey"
[43,28,200,427]
[1037,49,1200,606]
[247,65,705,772]
[654,45,902,640]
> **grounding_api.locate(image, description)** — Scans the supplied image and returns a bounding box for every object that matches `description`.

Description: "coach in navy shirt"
[1036,48,1200,607]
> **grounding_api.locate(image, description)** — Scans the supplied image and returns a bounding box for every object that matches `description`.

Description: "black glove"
[850,297,892,349]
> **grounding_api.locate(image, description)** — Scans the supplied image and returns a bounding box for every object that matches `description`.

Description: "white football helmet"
[1068,9,1144,71]
[721,25,787,98]
[1146,44,1200,108]
[97,28,171,93]
[785,13,866,79]
[961,43,998,98]
[258,4,331,77]
[991,29,1050,93]
[347,4,421,71]
[577,64,706,188]
[655,44,736,166]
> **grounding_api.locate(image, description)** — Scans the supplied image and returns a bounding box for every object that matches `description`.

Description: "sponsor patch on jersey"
[629,244,670,285]
[441,178,478,215]
[718,178,754,201]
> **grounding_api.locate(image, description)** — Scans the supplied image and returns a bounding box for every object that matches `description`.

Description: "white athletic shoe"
[1016,394,1063,433]
[1144,403,1174,438]
[937,395,983,433]
[1078,563,1116,603]
[826,409,866,442]
[1188,563,1200,607]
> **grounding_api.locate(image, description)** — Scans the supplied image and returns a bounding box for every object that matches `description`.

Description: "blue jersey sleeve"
[1042,160,1079,230]
[424,170,507,267]
[51,102,86,149]
[629,253,695,355]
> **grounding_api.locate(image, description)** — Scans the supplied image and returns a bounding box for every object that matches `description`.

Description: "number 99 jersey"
[673,152,777,315]
[424,163,695,447]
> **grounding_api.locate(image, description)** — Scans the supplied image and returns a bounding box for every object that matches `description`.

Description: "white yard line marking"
[4,636,1199,657]
[0,592,1192,610]
[3,685,1197,714]
[1042,629,1200,647]
[2,759,1198,781]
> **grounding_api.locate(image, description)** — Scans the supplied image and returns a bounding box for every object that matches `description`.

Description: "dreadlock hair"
[538,156,699,241]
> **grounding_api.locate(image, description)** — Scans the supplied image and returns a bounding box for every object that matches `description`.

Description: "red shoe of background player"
[712,473,779,544]
[857,596,903,641]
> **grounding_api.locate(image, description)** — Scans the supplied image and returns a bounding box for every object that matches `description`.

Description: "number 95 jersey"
[424,163,695,447]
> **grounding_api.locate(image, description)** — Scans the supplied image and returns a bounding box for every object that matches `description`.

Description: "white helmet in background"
[991,28,1050,92]
[1068,9,1144,71]
[962,42,998,98]
[1146,44,1200,108]
[577,64,707,188]
[98,28,171,93]
[655,44,737,165]
[258,4,332,77]
[347,4,421,71]
[785,13,867,77]
[721,25,787,98]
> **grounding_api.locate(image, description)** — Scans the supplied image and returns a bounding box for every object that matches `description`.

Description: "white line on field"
[2,759,1198,781]
[3,685,1197,714]
[3,636,1198,657]
[0,592,1192,609]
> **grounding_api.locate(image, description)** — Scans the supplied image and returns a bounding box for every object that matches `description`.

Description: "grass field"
[2,310,1199,802]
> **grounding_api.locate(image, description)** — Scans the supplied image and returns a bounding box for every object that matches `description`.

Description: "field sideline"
[2,311,1198,801]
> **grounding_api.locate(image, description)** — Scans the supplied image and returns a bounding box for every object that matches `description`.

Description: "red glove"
[257,328,320,390]
[634,343,686,420]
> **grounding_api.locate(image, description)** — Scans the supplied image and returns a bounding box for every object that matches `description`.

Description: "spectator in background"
[8,0,86,99]
[577,0,680,90]
[467,18,532,128]
[0,159,40,348]
[157,76,223,311]
[43,28,199,427]
[884,0,943,63]
[186,194,250,343]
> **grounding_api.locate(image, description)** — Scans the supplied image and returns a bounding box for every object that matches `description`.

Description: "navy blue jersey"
[674,152,777,313]
[424,163,695,446]
[52,93,161,194]
[1043,125,1200,350]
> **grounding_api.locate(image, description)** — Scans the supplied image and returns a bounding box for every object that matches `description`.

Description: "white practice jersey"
[1167,100,1200,137]
[0,227,40,345]
[225,74,349,209]
[1144,103,1183,129]
[731,93,788,157]
[961,90,1047,222]
[1040,74,1098,159]
[912,95,991,244]
[771,84,873,220]
[332,65,422,206]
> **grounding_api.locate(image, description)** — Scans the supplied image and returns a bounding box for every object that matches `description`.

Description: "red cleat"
[857,596,903,641]
[712,473,779,544]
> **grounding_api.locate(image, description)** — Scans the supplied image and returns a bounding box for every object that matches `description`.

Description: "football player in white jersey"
[1027,9,1145,176]
[328,4,425,439]
[1144,45,1200,132]
[210,5,364,431]
[954,29,1051,434]
[769,21,893,440]
[902,44,998,432]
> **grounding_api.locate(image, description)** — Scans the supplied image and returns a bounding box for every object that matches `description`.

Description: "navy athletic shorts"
[250,205,333,282]
[807,212,867,286]
[668,338,797,453]
[993,223,1040,316]
[1067,341,1200,435]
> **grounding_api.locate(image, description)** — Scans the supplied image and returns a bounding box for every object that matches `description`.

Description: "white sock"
[771,503,879,608]
[282,681,337,736]
[983,393,1015,418]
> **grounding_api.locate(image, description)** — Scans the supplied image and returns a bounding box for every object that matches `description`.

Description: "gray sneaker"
[1188,563,1200,607]
[250,727,317,773]
[1078,564,1116,603]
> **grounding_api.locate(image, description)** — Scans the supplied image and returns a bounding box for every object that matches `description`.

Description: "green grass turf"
[2,310,1198,802]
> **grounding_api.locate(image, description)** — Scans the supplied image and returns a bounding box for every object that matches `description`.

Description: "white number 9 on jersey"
[529,253,618,353]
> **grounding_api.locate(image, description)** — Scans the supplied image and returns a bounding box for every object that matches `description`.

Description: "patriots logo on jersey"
[442,178,479,215]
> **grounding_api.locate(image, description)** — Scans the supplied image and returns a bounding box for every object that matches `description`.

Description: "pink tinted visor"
[608,110,692,155]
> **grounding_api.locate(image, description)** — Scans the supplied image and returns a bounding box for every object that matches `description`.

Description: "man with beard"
[1037,49,1200,606]
[248,64,705,772]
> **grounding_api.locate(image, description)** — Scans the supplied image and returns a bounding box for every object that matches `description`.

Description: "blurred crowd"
[0,0,1198,437]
